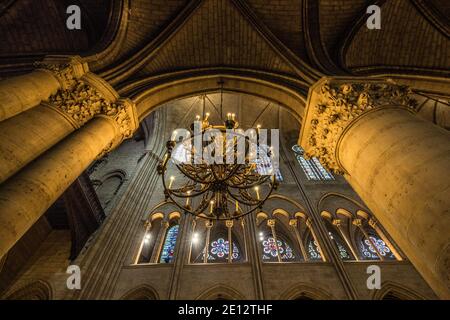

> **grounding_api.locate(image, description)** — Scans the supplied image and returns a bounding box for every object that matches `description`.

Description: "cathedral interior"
[0,0,449,301]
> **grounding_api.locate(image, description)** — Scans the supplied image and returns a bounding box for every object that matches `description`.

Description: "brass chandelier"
[157,97,278,221]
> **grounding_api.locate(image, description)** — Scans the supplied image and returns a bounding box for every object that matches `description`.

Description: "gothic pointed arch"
[279,283,333,300]
[124,72,307,123]
[196,284,246,300]
[120,285,159,300]
[372,282,427,300]
[4,280,52,300]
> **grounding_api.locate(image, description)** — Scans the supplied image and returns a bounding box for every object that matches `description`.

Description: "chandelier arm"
[226,188,260,207]
[225,174,272,189]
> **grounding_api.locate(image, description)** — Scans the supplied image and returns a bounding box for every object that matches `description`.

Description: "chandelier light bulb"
[171,130,178,141]
[169,176,175,189]
[254,186,260,200]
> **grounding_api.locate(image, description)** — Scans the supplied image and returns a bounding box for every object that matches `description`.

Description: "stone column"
[0,72,120,183]
[0,56,88,122]
[289,218,308,261]
[0,99,138,260]
[299,77,450,299]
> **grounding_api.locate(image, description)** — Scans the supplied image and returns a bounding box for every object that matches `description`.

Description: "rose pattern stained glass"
[263,237,282,257]
[209,238,240,260]
[262,237,295,261]
[308,240,322,260]
[360,235,395,260]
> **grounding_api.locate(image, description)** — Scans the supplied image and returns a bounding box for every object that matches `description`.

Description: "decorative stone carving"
[352,219,362,227]
[289,219,298,227]
[101,99,136,140]
[267,219,276,227]
[47,80,111,128]
[34,55,88,89]
[300,78,417,173]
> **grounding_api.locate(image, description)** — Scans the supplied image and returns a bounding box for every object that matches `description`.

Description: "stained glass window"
[328,231,352,260]
[261,236,295,262]
[159,225,179,263]
[360,234,396,260]
[307,239,322,261]
[255,145,283,181]
[292,145,334,181]
[208,238,240,261]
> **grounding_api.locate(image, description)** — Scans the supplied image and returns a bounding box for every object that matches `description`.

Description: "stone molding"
[299,77,417,173]
[34,55,89,90]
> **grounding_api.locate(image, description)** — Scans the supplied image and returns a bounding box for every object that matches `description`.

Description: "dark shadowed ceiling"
[0,0,448,78]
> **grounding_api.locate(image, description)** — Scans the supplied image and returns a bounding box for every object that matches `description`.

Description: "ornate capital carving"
[96,98,138,158]
[299,78,417,173]
[225,220,234,228]
[368,218,378,228]
[267,219,276,227]
[34,55,89,89]
[352,219,363,227]
[47,80,112,128]
[289,219,298,227]
[101,98,138,140]
[332,219,341,227]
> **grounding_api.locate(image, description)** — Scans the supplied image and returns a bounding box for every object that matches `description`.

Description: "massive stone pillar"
[0,56,88,122]
[0,72,120,183]
[299,77,450,299]
[0,99,138,260]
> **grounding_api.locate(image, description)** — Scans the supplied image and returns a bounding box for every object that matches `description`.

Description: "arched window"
[159,224,179,263]
[136,212,181,264]
[257,217,300,263]
[320,203,402,262]
[292,145,334,181]
[190,219,246,264]
[324,221,354,261]
[355,221,397,261]
[136,215,163,264]
[94,170,126,210]
[305,231,323,261]
[208,237,241,262]
[255,144,283,181]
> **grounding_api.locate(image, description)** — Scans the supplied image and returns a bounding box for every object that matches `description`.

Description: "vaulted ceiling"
[0,0,448,80]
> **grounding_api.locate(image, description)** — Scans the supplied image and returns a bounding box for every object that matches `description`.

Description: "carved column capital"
[289,219,298,227]
[225,220,234,228]
[299,77,417,173]
[352,219,362,227]
[369,218,378,228]
[332,219,341,227]
[96,98,138,158]
[205,220,213,228]
[267,219,276,227]
[46,79,112,129]
[34,55,89,90]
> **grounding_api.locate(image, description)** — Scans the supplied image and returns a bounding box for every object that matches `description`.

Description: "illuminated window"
[190,220,246,264]
[255,145,283,182]
[292,145,334,181]
[359,232,396,261]
[261,236,295,261]
[159,224,179,263]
